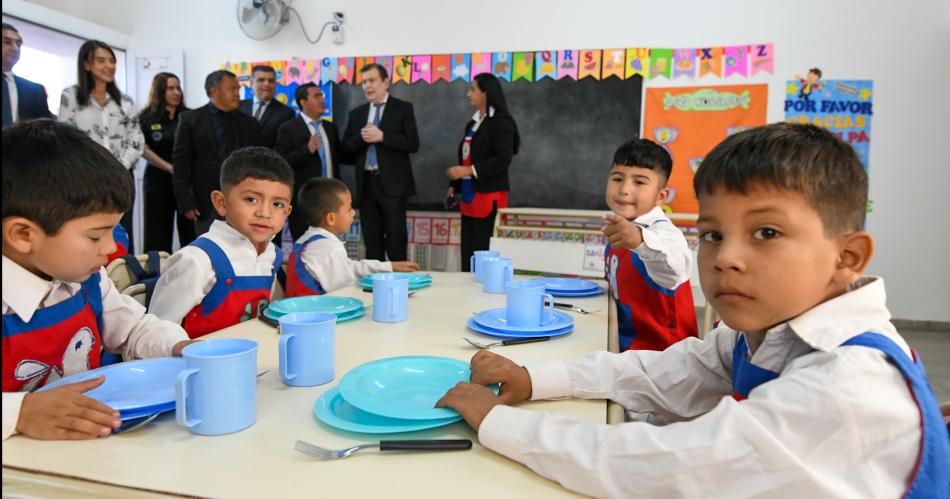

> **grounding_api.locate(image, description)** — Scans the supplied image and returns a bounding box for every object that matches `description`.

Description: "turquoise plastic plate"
[268,296,363,316]
[530,277,600,292]
[314,387,460,434]
[358,273,432,290]
[265,305,364,323]
[339,356,491,420]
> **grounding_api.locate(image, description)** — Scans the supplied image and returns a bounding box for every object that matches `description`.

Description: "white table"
[2,273,609,497]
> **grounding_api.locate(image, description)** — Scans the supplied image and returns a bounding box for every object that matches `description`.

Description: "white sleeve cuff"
[477,405,539,461]
[525,362,573,400]
[470,164,478,178]
[2,392,26,440]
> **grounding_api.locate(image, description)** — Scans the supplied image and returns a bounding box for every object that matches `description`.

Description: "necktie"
[366,102,383,170]
[2,75,12,128]
[254,101,265,121]
[310,121,327,177]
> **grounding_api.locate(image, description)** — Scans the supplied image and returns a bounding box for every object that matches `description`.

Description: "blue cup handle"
[279,332,297,381]
[543,293,555,323]
[505,266,513,284]
[469,255,475,273]
[175,368,202,428]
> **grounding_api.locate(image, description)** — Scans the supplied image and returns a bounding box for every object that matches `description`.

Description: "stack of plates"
[36,358,184,420]
[467,308,574,339]
[314,356,495,434]
[529,277,604,297]
[358,273,433,291]
[264,296,365,323]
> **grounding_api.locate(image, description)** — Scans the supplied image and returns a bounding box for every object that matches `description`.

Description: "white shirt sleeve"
[118,96,145,169]
[57,87,78,127]
[148,248,215,325]
[96,269,189,360]
[633,221,693,290]
[300,237,392,293]
[2,392,27,440]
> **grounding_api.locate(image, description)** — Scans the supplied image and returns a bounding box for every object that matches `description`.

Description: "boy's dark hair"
[297,178,350,227]
[808,68,822,78]
[2,120,132,235]
[220,146,294,191]
[612,138,673,183]
[204,69,235,96]
[360,62,388,82]
[694,122,867,235]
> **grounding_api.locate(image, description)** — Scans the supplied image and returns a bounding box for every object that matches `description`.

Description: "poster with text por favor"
[642,84,768,215]
[784,79,873,169]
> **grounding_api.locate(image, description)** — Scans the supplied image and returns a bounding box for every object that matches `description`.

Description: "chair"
[105,251,168,294]
[121,283,148,307]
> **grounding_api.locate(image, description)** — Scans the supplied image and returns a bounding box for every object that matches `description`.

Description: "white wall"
[11,0,950,322]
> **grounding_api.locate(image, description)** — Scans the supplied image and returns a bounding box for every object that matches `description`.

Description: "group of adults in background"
[2,21,521,266]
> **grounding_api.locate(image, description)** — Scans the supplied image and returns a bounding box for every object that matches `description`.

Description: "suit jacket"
[240,98,295,148]
[172,103,263,217]
[4,74,54,127]
[275,116,342,189]
[341,96,419,201]
[452,114,518,193]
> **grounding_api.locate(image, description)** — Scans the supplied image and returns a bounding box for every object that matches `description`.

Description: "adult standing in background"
[446,73,520,271]
[341,63,419,261]
[138,72,195,252]
[59,40,143,249]
[240,65,294,148]
[173,70,262,235]
[275,82,341,239]
[2,22,54,128]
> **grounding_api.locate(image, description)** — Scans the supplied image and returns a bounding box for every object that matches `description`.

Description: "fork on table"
[294,439,472,460]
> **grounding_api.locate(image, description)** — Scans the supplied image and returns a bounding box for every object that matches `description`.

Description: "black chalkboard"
[332,76,642,210]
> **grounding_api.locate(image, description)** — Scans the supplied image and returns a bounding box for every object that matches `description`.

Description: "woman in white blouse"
[59,40,144,249]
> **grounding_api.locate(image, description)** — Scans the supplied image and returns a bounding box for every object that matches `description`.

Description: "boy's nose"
[713,240,746,272]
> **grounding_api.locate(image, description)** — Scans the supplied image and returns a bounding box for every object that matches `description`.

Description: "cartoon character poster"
[642,84,768,215]
[784,77,873,169]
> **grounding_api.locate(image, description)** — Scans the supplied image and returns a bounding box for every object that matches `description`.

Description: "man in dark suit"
[275,82,341,239]
[2,23,54,128]
[341,63,419,261]
[240,65,295,148]
[173,70,262,235]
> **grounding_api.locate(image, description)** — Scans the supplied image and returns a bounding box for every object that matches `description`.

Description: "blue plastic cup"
[175,338,257,436]
[278,312,335,387]
[483,257,514,294]
[505,280,555,328]
[372,274,409,323]
[470,250,501,282]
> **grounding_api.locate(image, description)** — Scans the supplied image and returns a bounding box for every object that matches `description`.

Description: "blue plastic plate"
[36,358,184,414]
[339,356,487,420]
[265,305,364,323]
[358,273,432,290]
[530,277,601,292]
[314,387,460,434]
[472,308,573,333]
[467,317,573,339]
[268,296,363,316]
[547,287,605,298]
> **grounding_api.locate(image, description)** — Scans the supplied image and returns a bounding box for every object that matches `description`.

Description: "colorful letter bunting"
[557,50,578,80]
[602,49,625,80]
[723,46,748,77]
[513,52,534,81]
[320,57,337,85]
[535,51,556,80]
[392,56,412,84]
[673,49,696,78]
[353,57,374,84]
[750,43,774,75]
[578,50,602,80]
[376,56,394,81]
[337,57,354,83]
[451,54,471,81]
[411,55,432,83]
[471,53,491,79]
[492,52,512,81]
[431,54,451,82]
[698,47,723,77]
[650,49,673,79]
[625,48,649,79]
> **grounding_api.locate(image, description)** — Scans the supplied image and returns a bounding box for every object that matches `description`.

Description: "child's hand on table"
[435,351,534,431]
[601,213,643,250]
[172,339,200,357]
[17,377,120,440]
[392,261,421,272]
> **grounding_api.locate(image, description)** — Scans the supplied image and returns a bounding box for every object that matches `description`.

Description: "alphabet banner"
[642,84,769,215]
[784,79,874,168]
[450,53,471,81]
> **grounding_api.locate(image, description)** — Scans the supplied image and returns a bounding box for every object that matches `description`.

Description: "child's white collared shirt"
[149,220,279,324]
[627,205,692,290]
[478,277,919,497]
[295,226,392,294]
[2,256,189,440]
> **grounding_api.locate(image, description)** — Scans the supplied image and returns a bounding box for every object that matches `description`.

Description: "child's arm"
[300,238,393,292]
[3,378,120,440]
[148,249,214,325]
[391,261,420,272]
[604,214,692,290]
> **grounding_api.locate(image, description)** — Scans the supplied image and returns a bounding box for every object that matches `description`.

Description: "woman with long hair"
[446,72,520,271]
[59,40,144,249]
[139,72,195,251]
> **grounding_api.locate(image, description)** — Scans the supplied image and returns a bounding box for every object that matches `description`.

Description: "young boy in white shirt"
[149,147,292,338]
[602,138,697,350]
[284,177,419,296]
[437,123,949,497]
[2,120,193,441]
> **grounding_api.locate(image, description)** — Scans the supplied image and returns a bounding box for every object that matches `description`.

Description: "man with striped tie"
[275,83,341,239]
[341,63,419,262]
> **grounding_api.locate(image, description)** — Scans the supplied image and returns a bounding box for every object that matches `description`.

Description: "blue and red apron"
[181,238,282,338]
[731,332,950,497]
[285,234,328,297]
[2,273,104,392]
[460,127,507,219]
[606,238,697,351]
[107,224,129,263]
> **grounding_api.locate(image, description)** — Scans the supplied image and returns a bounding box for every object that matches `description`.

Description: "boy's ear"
[211,190,227,217]
[656,185,672,205]
[2,217,41,254]
[324,211,336,227]
[835,230,874,283]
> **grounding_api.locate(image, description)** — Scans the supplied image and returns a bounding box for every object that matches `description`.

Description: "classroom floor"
[904,328,950,402]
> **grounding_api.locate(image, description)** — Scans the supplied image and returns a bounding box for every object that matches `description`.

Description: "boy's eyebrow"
[87,225,116,231]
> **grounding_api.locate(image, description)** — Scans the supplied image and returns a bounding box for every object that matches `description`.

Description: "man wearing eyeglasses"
[341,63,419,262]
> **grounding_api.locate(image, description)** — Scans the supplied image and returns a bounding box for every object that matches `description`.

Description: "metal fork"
[553,302,599,315]
[294,439,472,460]
[113,412,161,434]
[464,336,550,349]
